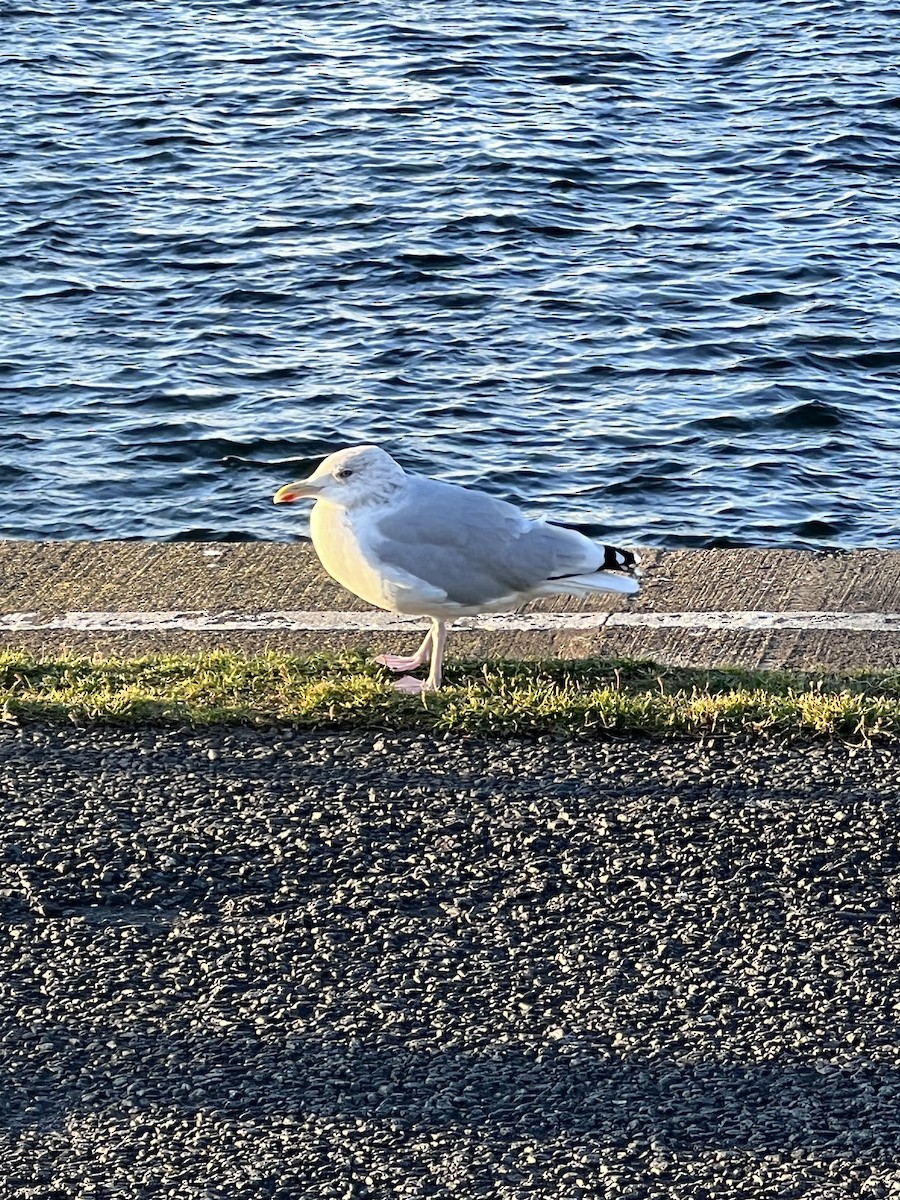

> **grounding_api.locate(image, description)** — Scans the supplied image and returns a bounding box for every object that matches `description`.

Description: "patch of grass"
[1,649,899,741]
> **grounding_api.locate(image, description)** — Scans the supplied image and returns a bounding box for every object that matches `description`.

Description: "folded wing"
[371,477,638,608]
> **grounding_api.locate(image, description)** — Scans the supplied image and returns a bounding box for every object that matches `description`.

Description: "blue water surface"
[2,0,899,546]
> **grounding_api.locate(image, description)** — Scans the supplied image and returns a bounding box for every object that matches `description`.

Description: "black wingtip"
[602,545,641,573]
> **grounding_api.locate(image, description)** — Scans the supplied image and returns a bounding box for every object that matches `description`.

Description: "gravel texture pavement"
[1,726,900,1198]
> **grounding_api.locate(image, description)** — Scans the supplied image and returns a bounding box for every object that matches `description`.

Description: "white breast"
[309,500,397,612]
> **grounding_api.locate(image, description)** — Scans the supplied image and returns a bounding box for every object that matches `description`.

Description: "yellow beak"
[273,480,321,505]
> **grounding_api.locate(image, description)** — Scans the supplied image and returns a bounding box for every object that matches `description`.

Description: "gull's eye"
[336,468,354,480]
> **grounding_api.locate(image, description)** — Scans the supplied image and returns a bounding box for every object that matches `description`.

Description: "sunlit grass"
[1,649,899,740]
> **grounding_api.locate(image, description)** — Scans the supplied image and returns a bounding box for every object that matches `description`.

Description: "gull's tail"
[546,544,643,598]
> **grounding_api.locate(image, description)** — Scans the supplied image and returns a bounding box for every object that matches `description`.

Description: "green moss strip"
[1,649,899,740]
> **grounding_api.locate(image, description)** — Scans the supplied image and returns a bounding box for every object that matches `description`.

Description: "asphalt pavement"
[2,725,899,1198]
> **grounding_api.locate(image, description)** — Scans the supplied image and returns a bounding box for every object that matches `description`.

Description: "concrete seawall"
[1,540,899,670]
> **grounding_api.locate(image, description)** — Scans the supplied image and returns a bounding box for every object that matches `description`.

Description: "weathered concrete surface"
[1,540,899,669]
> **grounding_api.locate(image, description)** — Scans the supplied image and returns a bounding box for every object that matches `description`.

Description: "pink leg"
[393,620,447,694]
[425,619,447,690]
[374,628,432,673]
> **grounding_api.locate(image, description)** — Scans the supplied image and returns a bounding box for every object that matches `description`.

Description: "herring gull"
[273,445,641,693]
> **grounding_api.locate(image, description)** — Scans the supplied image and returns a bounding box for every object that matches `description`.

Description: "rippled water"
[2,1,899,547]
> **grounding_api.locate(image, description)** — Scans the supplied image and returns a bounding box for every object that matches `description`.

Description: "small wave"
[712,47,760,69]
[219,288,294,305]
[730,291,800,310]
[397,250,476,268]
[848,349,900,370]
[692,413,756,434]
[793,518,841,539]
[771,400,845,431]
[165,528,266,543]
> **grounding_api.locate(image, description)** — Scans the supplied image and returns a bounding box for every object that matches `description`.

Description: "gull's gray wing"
[370,477,604,607]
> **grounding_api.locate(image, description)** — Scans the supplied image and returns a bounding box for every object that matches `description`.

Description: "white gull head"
[273,445,408,510]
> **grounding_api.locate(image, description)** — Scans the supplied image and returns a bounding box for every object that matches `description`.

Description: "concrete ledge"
[1,541,899,670]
